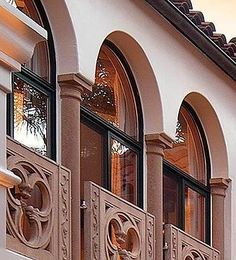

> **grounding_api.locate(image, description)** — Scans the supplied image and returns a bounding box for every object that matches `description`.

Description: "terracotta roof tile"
[169,0,236,62]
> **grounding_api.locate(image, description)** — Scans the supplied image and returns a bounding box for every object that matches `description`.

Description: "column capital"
[210,177,231,197]
[145,132,173,156]
[58,73,92,101]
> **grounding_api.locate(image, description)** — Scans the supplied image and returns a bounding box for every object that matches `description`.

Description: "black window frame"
[7,0,56,160]
[163,101,211,244]
[81,41,144,208]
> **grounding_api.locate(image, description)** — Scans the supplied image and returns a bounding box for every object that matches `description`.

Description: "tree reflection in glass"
[13,76,48,155]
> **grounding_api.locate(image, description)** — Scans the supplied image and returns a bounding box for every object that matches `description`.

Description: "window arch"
[80,41,143,207]
[163,102,210,243]
[7,0,56,159]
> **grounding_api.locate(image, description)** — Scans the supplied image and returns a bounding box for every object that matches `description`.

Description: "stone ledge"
[0,167,21,188]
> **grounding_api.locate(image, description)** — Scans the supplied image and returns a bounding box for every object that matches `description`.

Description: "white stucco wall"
[41,0,236,258]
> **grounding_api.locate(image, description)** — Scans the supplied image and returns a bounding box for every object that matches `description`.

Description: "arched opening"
[163,101,210,243]
[80,41,143,207]
[7,0,56,159]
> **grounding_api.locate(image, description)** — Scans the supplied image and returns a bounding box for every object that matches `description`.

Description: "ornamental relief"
[105,208,141,259]
[7,155,53,249]
[84,181,155,260]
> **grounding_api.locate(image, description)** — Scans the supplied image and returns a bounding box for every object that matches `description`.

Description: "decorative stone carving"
[164,224,220,260]
[6,137,71,260]
[7,156,53,249]
[84,181,155,260]
[59,167,71,260]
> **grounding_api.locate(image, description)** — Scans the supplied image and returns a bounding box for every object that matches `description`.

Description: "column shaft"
[146,133,173,260]
[210,178,230,260]
[59,73,92,260]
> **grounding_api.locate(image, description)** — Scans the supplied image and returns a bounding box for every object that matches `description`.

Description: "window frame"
[81,41,144,208]
[7,0,56,160]
[163,101,211,244]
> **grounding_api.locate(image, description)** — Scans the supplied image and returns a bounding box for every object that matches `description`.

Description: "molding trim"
[58,73,93,101]
[0,167,21,188]
[210,177,231,197]
[145,132,173,149]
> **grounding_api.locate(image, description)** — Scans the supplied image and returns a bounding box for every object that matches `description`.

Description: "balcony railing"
[83,181,155,260]
[6,137,71,260]
[164,224,220,260]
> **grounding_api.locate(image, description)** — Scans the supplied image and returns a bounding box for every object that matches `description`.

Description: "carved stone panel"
[164,224,220,260]
[6,137,71,260]
[84,181,155,260]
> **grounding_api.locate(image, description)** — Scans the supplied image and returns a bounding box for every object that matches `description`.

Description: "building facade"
[0,0,235,259]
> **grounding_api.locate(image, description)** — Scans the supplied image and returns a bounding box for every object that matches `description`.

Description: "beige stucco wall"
[40,1,236,258]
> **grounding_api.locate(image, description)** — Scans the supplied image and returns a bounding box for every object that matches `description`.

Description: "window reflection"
[163,173,179,227]
[185,187,205,241]
[164,106,206,184]
[111,139,137,204]
[82,46,138,139]
[13,76,48,155]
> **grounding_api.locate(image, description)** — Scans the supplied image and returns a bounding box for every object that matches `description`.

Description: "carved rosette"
[7,156,53,249]
[105,208,141,259]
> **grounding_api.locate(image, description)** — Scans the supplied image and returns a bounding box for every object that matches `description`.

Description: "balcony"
[6,137,71,260]
[83,181,155,259]
[164,224,220,260]
[6,137,155,260]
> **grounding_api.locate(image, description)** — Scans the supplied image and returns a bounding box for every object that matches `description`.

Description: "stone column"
[210,177,230,259]
[58,73,92,260]
[145,133,173,260]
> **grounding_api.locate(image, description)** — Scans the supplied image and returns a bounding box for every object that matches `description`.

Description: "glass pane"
[164,106,207,184]
[111,139,137,204]
[16,0,50,82]
[163,173,180,227]
[82,46,138,139]
[185,186,205,241]
[13,76,48,156]
[80,122,103,193]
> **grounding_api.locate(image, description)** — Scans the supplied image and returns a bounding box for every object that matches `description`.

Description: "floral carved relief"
[60,168,71,260]
[7,156,53,249]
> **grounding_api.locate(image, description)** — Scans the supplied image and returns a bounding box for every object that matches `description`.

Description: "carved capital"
[210,177,231,197]
[145,133,173,156]
[58,73,92,101]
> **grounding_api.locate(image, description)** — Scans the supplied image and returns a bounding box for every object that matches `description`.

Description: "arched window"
[163,102,210,243]
[80,42,143,207]
[7,0,56,159]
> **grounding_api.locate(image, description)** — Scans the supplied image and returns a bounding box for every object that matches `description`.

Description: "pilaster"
[145,132,173,260]
[210,177,230,259]
[58,73,92,260]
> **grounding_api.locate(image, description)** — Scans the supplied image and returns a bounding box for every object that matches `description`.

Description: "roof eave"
[146,0,236,81]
